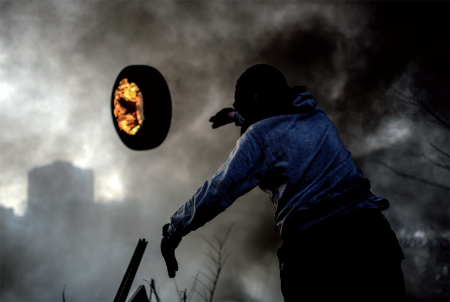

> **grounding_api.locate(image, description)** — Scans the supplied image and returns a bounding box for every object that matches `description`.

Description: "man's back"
[250,105,359,203]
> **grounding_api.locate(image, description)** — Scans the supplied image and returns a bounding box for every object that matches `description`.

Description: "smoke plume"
[0,1,448,301]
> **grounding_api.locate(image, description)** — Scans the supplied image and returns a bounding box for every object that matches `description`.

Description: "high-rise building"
[27,161,94,211]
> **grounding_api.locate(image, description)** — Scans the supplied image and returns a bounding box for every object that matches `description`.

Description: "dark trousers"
[277,210,409,301]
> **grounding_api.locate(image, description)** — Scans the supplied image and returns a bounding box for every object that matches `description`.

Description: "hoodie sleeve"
[233,111,245,126]
[167,131,268,238]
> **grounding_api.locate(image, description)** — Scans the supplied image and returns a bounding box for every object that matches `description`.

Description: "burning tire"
[111,65,172,150]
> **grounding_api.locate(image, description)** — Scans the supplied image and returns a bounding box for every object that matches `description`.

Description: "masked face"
[233,73,259,119]
[233,88,250,119]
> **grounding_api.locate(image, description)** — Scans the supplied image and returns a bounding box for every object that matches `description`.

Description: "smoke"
[0,1,448,301]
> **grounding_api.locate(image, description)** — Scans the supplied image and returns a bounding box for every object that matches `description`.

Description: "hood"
[291,92,317,110]
[241,90,317,135]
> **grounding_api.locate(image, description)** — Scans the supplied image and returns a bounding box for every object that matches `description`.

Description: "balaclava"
[233,64,308,134]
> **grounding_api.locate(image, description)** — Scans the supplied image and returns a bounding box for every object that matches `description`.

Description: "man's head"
[233,64,290,119]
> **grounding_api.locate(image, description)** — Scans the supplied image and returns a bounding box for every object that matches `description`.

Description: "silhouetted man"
[161,64,408,301]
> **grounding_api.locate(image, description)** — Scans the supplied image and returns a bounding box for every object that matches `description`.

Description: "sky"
[0,1,448,301]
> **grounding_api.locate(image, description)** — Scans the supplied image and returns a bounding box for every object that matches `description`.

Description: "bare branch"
[201,236,220,254]
[212,234,222,248]
[423,155,450,171]
[207,249,218,261]
[187,273,199,302]
[374,160,450,191]
[150,279,162,302]
[173,278,182,302]
[62,284,66,302]
[209,266,222,302]
[389,86,416,101]
[143,279,152,302]
[196,277,212,293]
[197,270,215,284]
[222,251,232,267]
[430,143,450,159]
[389,96,419,106]
[194,224,234,302]
[203,251,219,266]
[203,263,216,277]
[411,89,449,129]
[194,289,209,302]
[388,84,450,129]
[222,223,234,246]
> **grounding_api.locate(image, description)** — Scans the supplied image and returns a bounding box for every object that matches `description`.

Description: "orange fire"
[113,79,145,135]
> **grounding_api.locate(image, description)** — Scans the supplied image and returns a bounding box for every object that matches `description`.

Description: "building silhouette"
[27,161,94,213]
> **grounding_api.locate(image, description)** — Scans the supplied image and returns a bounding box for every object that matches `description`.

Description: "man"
[161,64,408,301]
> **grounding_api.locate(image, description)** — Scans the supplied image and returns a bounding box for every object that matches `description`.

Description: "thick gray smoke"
[0,1,448,301]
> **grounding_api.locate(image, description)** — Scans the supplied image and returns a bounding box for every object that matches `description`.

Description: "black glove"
[209,108,236,129]
[161,223,181,278]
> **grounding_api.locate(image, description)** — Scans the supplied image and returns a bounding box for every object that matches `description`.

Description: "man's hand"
[209,108,236,129]
[161,223,181,278]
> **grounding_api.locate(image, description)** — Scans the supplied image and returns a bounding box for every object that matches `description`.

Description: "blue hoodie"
[168,92,389,239]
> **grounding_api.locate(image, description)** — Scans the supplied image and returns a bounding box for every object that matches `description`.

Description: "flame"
[113,78,145,135]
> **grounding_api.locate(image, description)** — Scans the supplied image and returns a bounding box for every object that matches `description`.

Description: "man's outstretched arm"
[161,131,268,277]
[209,108,244,128]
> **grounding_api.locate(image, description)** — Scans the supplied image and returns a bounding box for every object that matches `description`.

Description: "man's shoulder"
[247,108,330,139]
[244,115,294,145]
[249,114,292,130]
[249,109,324,131]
